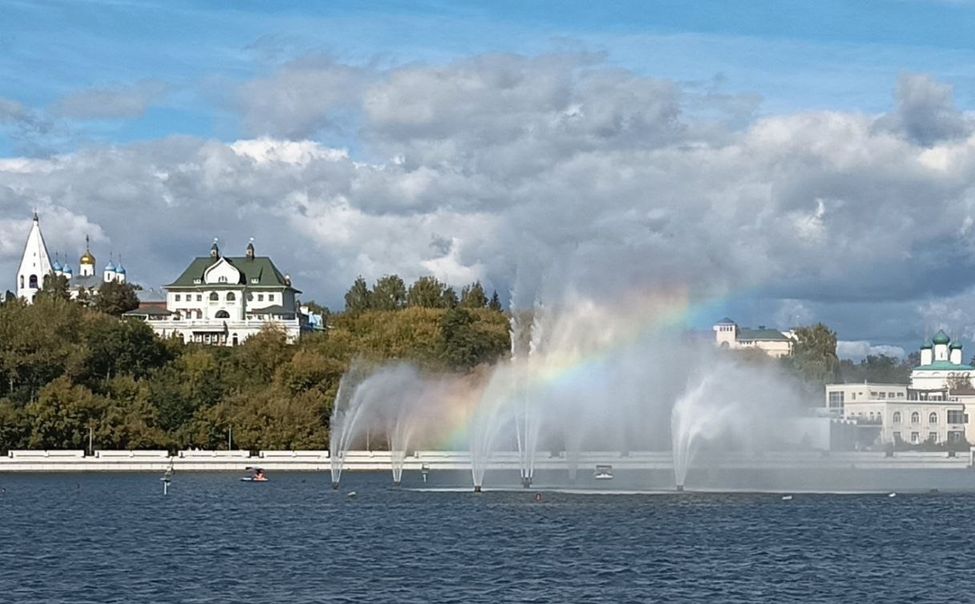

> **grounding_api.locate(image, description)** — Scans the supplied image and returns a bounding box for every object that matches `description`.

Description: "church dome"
[80,250,96,265]
[950,342,963,350]
[115,264,126,275]
[52,259,62,271]
[932,330,951,345]
[63,265,73,276]
[104,260,116,271]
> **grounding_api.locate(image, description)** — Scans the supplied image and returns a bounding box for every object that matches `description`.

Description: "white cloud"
[836,341,907,360]
[2,53,975,337]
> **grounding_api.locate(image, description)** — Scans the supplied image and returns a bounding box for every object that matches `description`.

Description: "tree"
[36,273,72,303]
[460,281,489,308]
[488,290,503,312]
[407,276,448,308]
[344,276,372,312]
[93,281,140,316]
[787,323,840,396]
[371,275,407,311]
[440,308,509,370]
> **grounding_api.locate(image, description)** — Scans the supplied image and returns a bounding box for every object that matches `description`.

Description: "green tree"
[344,276,372,312]
[488,290,503,312]
[94,281,140,316]
[36,273,72,303]
[440,308,509,370]
[371,274,407,311]
[460,281,489,308]
[787,323,840,396]
[407,276,448,308]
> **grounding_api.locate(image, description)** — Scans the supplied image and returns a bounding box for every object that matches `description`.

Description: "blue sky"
[3,0,974,155]
[3,1,975,355]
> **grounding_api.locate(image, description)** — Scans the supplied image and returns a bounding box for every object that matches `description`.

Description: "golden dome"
[80,250,96,265]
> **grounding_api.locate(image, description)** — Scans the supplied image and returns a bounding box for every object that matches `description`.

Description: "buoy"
[888,492,897,498]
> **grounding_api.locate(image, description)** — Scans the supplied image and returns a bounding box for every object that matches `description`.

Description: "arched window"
[19,276,24,289]
[226,292,236,303]
[929,412,938,424]
[209,292,219,301]
[893,412,901,424]
[232,334,239,346]
[911,411,920,424]
[215,310,230,319]
[247,293,253,301]
[28,274,38,288]
[218,276,227,283]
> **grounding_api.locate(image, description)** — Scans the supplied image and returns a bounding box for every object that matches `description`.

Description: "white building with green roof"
[130,239,306,346]
[712,318,795,358]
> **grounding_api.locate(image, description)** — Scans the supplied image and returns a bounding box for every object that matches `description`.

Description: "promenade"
[1,449,974,472]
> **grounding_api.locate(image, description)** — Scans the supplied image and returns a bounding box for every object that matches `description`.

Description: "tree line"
[0,274,510,453]
[344,275,503,313]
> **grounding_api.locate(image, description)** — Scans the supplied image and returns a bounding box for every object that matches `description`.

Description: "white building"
[825,331,975,447]
[15,213,126,303]
[128,239,307,345]
[713,317,795,358]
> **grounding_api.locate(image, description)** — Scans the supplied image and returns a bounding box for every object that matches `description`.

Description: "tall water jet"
[671,362,804,491]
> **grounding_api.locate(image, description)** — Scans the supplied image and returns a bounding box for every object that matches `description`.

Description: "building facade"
[127,240,306,345]
[15,213,126,303]
[713,317,795,358]
[825,331,975,447]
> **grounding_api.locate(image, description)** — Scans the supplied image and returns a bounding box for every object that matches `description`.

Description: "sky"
[2,0,975,357]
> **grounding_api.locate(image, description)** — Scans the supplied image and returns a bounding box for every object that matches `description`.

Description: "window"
[197,294,202,302]
[28,274,38,288]
[949,431,964,443]
[928,432,938,443]
[269,294,275,303]
[929,412,938,424]
[218,276,228,283]
[948,410,966,424]
[232,334,239,346]
[879,392,887,399]
[911,412,920,424]
[209,292,219,301]
[175,294,181,302]
[215,310,230,319]
[258,294,264,302]
[893,412,901,424]
[911,432,920,444]
[226,292,236,303]
[247,293,253,301]
[828,392,844,408]
[19,276,23,288]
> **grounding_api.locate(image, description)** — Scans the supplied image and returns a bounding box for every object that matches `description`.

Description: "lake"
[1,471,972,603]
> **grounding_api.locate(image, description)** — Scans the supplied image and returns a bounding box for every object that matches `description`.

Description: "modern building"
[15,213,126,303]
[713,317,795,358]
[127,239,307,345]
[825,331,975,447]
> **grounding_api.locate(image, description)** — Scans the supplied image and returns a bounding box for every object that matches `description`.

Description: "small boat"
[781,495,793,501]
[594,465,614,480]
[241,467,269,482]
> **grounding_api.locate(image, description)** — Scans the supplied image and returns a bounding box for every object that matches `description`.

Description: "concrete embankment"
[1,449,973,472]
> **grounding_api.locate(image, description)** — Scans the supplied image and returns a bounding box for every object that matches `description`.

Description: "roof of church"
[913,360,974,372]
[167,256,297,290]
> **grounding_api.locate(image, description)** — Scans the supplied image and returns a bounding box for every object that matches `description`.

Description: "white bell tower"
[16,212,53,303]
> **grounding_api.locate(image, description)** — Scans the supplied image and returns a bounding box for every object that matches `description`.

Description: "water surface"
[1,472,972,603]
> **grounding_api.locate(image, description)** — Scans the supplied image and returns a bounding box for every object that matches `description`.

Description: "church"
[125,239,307,345]
[15,213,126,303]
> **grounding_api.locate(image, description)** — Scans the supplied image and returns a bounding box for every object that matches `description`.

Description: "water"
[3,472,975,602]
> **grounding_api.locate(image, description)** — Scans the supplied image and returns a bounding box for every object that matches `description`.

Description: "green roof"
[738,328,790,341]
[913,360,974,372]
[167,256,298,291]
[932,330,951,345]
